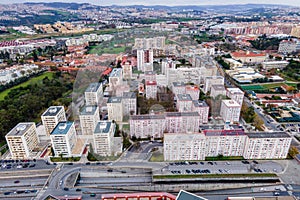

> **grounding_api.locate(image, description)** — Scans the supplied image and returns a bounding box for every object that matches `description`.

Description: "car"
[242,160,250,164]
[63,188,69,191]
[14,180,20,184]
[90,193,96,197]
[253,160,258,164]
[4,192,10,195]
[76,188,82,192]
[199,162,204,165]
[85,162,90,165]
[67,163,73,165]
[186,169,191,173]
[121,171,126,173]
[107,169,113,172]
[29,164,36,168]
[30,190,37,193]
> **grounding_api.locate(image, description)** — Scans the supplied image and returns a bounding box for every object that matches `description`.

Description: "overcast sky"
[1,0,299,7]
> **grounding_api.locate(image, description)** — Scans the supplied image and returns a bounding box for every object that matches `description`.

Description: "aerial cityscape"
[0,1,300,200]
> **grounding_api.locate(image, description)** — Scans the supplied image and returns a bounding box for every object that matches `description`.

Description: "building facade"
[6,122,39,159]
[226,87,244,105]
[84,83,103,106]
[107,97,123,122]
[220,100,241,123]
[79,106,100,136]
[93,121,115,156]
[50,121,77,157]
[145,81,157,99]
[41,106,67,136]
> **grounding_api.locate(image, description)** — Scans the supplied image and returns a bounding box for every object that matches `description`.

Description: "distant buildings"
[134,37,166,50]
[6,122,39,159]
[137,49,153,72]
[220,100,242,123]
[85,83,103,106]
[50,121,77,157]
[41,106,67,136]
[231,51,266,63]
[122,62,132,80]
[278,38,300,54]
[93,121,115,156]
[79,106,100,136]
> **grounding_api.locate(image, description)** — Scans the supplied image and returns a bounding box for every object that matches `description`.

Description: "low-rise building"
[50,121,77,157]
[164,132,206,161]
[244,132,292,159]
[41,106,67,136]
[79,106,100,136]
[6,122,39,159]
[93,121,115,156]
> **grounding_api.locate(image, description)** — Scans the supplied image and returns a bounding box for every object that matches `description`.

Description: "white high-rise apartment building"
[41,106,66,136]
[85,83,103,106]
[192,100,209,124]
[50,121,77,157]
[226,87,244,105]
[185,85,200,100]
[176,94,193,112]
[144,71,156,82]
[164,132,206,161]
[122,62,132,80]
[137,49,145,71]
[165,112,200,133]
[6,122,39,159]
[204,130,247,157]
[203,76,224,93]
[107,97,123,122]
[145,81,157,99]
[243,132,292,159]
[109,68,123,90]
[122,92,137,116]
[172,82,186,96]
[210,84,226,98]
[134,36,166,50]
[79,106,100,136]
[129,114,166,139]
[93,121,115,156]
[220,100,241,123]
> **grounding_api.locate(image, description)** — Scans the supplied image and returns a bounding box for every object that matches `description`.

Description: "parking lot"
[0,159,52,171]
[166,160,283,175]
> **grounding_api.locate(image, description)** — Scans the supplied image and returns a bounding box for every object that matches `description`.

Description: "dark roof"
[177,94,192,101]
[85,83,102,93]
[172,82,185,87]
[123,92,136,99]
[176,190,207,200]
[130,114,165,120]
[165,112,199,117]
[107,97,122,103]
[80,106,98,115]
[192,100,208,107]
[246,132,291,138]
[6,122,35,137]
[94,121,112,134]
[51,121,73,135]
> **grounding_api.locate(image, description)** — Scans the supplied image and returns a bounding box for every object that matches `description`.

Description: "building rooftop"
[146,81,157,86]
[130,114,165,120]
[176,190,208,200]
[173,82,185,87]
[94,121,112,134]
[123,92,136,99]
[226,87,244,94]
[222,99,240,107]
[109,68,122,77]
[6,122,35,137]
[177,94,192,101]
[205,76,224,80]
[85,82,102,93]
[107,97,122,103]
[192,100,208,107]
[246,132,291,139]
[42,106,64,117]
[165,112,199,117]
[145,71,156,75]
[186,85,199,91]
[80,106,98,115]
[211,84,226,91]
[51,121,73,135]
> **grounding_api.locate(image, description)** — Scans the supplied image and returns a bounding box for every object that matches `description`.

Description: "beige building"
[172,82,186,96]
[41,106,66,136]
[192,100,209,124]
[122,62,132,80]
[50,121,77,157]
[165,112,200,133]
[93,121,115,156]
[129,114,166,139]
[107,97,123,122]
[203,76,224,94]
[243,132,292,159]
[6,122,39,159]
[164,132,206,161]
[210,84,226,98]
[85,83,103,106]
[226,87,244,105]
[79,106,100,136]
[176,94,193,112]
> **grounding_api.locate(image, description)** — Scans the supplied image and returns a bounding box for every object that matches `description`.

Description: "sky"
[1,0,299,7]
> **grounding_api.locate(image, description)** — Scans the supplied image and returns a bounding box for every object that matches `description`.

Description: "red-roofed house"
[231,50,266,63]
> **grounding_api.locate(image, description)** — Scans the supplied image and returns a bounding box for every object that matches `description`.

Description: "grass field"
[150,151,164,162]
[89,46,125,55]
[240,85,265,91]
[240,82,293,91]
[0,72,54,101]
[153,173,277,180]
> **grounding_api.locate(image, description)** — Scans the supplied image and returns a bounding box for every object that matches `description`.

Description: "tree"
[289,146,299,157]
[252,114,264,130]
